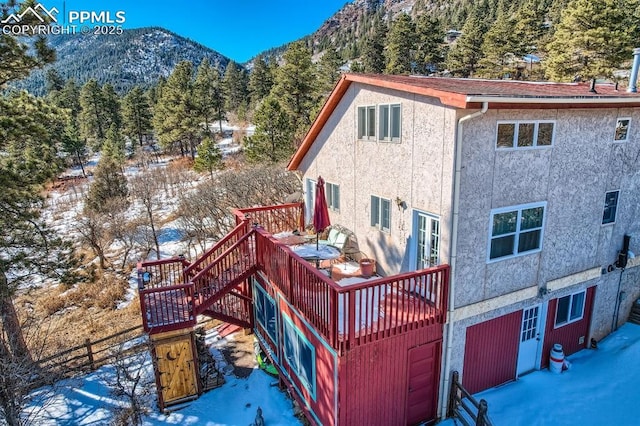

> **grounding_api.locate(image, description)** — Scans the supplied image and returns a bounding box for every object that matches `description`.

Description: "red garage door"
[463,311,521,394]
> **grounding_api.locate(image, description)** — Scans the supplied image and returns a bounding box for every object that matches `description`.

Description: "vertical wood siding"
[279,299,337,426]
[542,286,595,367]
[338,325,443,426]
[463,310,522,394]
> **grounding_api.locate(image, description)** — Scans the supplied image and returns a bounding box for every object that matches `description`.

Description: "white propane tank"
[550,343,565,374]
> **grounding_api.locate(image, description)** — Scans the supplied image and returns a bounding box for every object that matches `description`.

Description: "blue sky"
[45,0,349,62]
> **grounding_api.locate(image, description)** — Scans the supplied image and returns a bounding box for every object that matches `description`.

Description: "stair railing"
[448,371,493,426]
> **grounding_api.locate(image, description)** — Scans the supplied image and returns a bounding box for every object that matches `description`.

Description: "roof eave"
[465,95,640,108]
[287,75,352,171]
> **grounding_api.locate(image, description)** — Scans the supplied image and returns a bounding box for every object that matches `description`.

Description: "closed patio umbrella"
[313,176,331,250]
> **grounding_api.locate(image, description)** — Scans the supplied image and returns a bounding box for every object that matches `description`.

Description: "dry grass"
[16,270,142,360]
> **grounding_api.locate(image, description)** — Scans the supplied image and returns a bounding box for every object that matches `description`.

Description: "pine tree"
[79,78,105,147]
[361,14,387,73]
[153,61,199,157]
[385,13,417,75]
[193,59,224,135]
[101,83,122,132]
[244,95,294,163]
[45,68,64,94]
[122,86,153,146]
[248,54,275,107]
[415,15,445,74]
[513,0,547,57]
[0,1,55,88]
[0,91,79,364]
[446,8,488,77]
[85,153,129,214]
[316,48,343,97]
[223,61,248,114]
[270,41,317,144]
[477,1,520,78]
[61,117,87,177]
[103,123,127,166]
[545,0,638,82]
[0,6,84,422]
[194,136,223,179]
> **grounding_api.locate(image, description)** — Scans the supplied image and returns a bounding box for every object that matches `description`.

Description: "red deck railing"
[254,229,449,353]
[234,202,305,235]
[183,221,249,279]
[137,202,449,353]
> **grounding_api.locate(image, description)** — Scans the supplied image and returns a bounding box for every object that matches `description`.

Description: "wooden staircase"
[138,224,257,333]
[628,299,640,325]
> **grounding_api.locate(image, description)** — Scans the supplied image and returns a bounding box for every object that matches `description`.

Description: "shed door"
[463,311,521,394]
[406,341,441,425]
[154,335,199,407]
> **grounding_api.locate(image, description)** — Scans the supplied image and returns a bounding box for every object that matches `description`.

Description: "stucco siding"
[299,83,457,276]
[454,108,640,310]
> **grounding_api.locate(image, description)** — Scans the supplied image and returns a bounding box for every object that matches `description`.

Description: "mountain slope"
[16,27,231,95]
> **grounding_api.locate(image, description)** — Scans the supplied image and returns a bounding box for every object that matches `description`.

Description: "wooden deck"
[137,202,449,354]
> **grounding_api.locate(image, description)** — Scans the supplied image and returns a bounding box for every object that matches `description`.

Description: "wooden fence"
[36,325,147,376]
[448,371,493,426]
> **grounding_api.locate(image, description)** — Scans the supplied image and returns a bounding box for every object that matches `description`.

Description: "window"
[379,104,401,141]
[496,121,555,149]
[602,190,619,225]
[489,203,545,261]
[305,178,316,225]
[614,118,630,142]
[253,281,277,344]
[282,314,316,398]
[371,195,391,232]
[357,105,376,140]
[416,212,440,269]
[326,182,340,211]
[555,290,586,327]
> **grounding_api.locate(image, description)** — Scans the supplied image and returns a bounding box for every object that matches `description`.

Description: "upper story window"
[379,104,401,141]
[371,195,391,232]
[555,290,585,327]
[489,202,546,261]
[326,181,340,211]
[614,118,630,142]
[357,106,376,140]
[496,121,555,149]
[602,190,619,225]
[282,314,316,399]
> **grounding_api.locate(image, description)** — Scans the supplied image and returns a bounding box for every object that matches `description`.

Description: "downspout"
[439,102,488,418]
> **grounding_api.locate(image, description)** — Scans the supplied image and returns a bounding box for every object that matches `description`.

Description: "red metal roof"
[346,73,640,99]
[287,73,640,170]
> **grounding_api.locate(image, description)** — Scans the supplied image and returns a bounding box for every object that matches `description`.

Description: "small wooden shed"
[150,328,201,411]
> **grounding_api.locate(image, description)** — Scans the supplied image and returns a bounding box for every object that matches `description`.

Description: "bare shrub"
[107,341,154,426]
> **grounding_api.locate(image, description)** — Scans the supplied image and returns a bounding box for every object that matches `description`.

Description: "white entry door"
[517,305,543,376]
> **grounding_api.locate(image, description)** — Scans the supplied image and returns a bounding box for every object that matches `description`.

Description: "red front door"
[406,341,441,425]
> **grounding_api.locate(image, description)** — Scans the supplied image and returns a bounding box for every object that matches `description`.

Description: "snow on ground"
[439,322,640,426]
[28,329,302,426]
[27,322,640,425]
